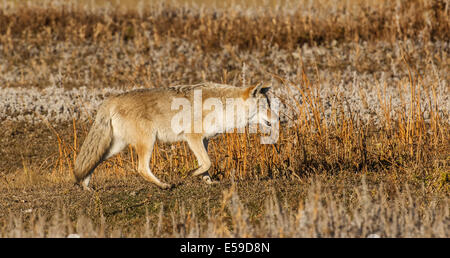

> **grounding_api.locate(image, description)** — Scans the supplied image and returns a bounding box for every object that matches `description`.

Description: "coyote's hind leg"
[136,134,173,189]
[80,137,127,191]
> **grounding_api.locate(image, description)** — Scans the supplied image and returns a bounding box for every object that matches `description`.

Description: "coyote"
[74,82,277,191]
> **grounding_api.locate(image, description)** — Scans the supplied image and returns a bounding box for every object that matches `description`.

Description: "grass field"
[0,0,448,237]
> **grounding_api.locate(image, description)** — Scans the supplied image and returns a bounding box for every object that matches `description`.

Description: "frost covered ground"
[1,77,448,127]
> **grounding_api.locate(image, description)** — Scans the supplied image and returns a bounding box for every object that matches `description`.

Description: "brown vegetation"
[0,0,448,237]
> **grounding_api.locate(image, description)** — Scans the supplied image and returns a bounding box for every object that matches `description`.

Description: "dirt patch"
[0,121,65,174]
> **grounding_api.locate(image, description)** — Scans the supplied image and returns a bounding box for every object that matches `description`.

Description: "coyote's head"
[243,83,279,129]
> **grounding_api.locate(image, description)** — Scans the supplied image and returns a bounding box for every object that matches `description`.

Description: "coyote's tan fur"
[74,82,274,190]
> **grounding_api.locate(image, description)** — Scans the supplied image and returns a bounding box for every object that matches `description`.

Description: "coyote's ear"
[251,83,271,97]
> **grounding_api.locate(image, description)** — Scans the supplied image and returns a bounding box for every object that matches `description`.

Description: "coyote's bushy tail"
[74,104,113,183]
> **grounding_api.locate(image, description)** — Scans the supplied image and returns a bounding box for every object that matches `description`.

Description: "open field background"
[0,0,448,237]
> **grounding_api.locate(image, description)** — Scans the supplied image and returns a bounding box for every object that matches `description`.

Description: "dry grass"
[1,176,448,237]
[0,0,448,237]
[0,0,448,89]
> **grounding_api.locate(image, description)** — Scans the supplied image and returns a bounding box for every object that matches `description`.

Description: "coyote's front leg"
[185,135,218,185]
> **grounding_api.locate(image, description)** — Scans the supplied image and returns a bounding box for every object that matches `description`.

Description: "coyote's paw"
[202,176,219,185]
[82,185,94,192]
[159,183,175,190]
[74,182,94,192]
